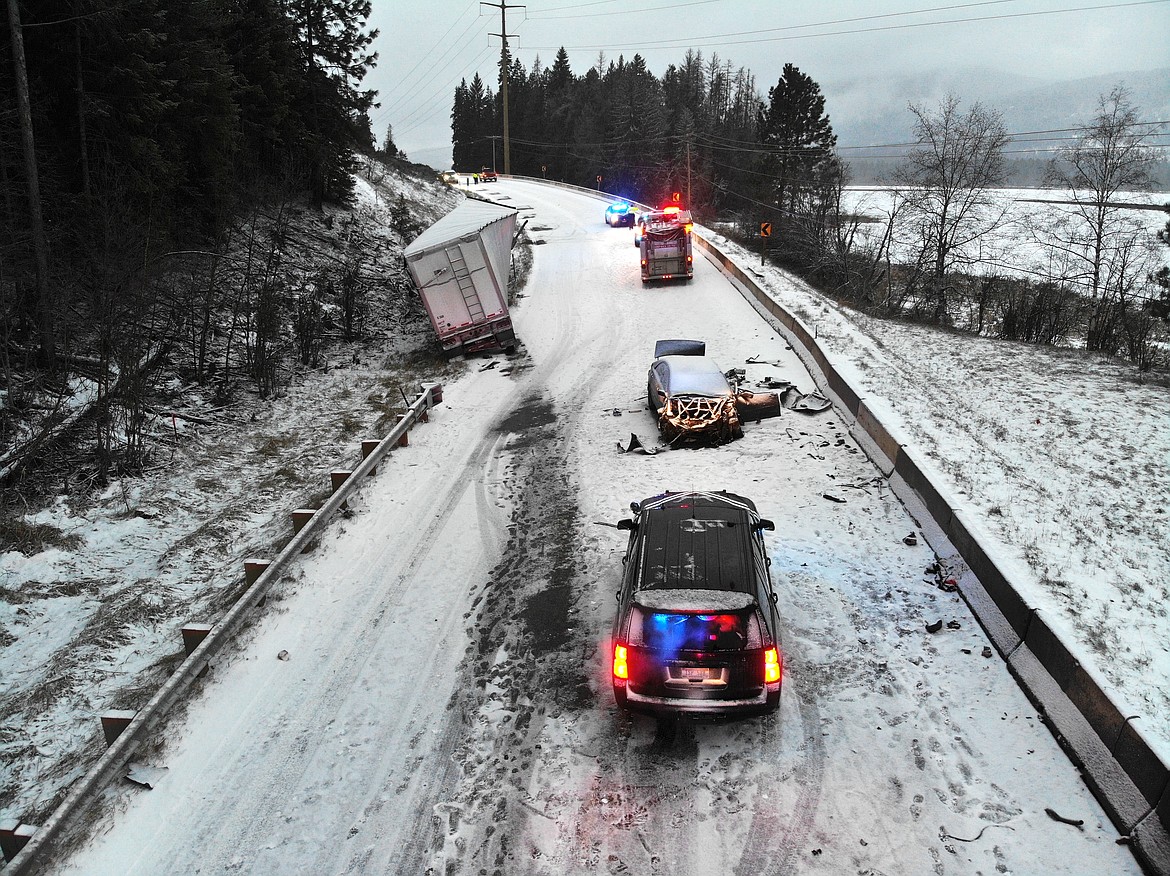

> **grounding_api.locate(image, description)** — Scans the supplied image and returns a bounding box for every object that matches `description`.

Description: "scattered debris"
[790,391,832,413]
[947,620,961,630]
[821,493,847,503]
[926,619,944,633]
[479,360,498,371]
[277,650,290,661]
[611,408,622,417]
[735,391,782,421]
[942,823,1014,842]
[982,646,993,658]
[903,532,918,546]
[758,378,795,391]
[616,433,661,455]
[1044,808,1084,830]
[745,355,787,366]
[939,579,959,592]
[125,763,169,789]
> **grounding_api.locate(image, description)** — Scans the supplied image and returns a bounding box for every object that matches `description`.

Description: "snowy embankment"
[699,214,1170,763]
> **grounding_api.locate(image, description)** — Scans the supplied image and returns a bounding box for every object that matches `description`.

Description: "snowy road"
[46,180,1140,875]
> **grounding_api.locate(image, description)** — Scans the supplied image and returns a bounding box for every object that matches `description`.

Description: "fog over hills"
[824,66,1170,149]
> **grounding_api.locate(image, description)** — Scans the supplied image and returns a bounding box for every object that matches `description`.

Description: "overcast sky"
[367,0,1170,168]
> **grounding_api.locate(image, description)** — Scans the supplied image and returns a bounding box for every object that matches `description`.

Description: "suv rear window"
[628,606,763,652]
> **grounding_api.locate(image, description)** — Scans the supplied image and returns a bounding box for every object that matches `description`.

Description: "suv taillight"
[764,647,782,683]
[613,643,629,679]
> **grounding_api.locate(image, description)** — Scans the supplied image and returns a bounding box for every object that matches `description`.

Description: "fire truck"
[639,205,693,283]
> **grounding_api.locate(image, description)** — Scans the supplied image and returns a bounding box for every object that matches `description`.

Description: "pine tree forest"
[452,48,840,224]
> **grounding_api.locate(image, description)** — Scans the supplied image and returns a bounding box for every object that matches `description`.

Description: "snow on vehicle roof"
[659,355,733,397]
[404,199,517,257]
[633,588,756,612]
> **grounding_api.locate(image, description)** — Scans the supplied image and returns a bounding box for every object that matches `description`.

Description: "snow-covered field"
[0,175,1163,874]
[840,186,1169,280]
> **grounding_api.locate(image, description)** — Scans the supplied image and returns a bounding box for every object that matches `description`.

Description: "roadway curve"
[44,179,1140,875]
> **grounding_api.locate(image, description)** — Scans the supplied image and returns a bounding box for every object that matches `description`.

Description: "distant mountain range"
[823,66,1169,186]
[823,66,1169,150]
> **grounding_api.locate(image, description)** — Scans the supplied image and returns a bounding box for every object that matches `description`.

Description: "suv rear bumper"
[616,681,780,716]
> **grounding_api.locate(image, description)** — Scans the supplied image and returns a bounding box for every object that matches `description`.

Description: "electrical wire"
[522,0,1169,52]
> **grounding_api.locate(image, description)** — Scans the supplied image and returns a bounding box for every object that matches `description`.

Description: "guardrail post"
[100,710,136,745]
[396,421,410,447]
[245,559,272,605]
[1,821,36,863]
[182,623,213,656]
[361,440,380,475]
[330,470,351,511]
[244,559,270,585]
[291,509,315,533]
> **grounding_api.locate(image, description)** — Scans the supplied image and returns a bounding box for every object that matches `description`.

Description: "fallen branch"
[1045,807,1084,830]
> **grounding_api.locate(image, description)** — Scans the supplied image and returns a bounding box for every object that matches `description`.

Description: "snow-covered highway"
[43,179,1142,875]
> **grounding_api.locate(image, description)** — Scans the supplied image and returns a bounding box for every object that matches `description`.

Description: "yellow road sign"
[760,222,773,237]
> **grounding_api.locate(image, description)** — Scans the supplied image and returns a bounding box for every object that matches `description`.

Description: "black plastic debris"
[617,433,660,455]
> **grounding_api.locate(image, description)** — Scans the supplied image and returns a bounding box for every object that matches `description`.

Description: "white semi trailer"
[404,199,518,356]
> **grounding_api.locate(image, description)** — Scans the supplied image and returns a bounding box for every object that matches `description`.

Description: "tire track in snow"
[154,384,524,876]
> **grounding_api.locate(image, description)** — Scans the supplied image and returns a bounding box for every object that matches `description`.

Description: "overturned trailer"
[404,199,518,356]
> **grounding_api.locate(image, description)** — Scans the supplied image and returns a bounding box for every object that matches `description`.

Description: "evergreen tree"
[283,0,379,205]
[756,64,837,227]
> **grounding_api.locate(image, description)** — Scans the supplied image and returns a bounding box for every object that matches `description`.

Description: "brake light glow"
[662,205,680,215]
[613,643,629,679]
[684,223,693,233]
[764,647,782,683]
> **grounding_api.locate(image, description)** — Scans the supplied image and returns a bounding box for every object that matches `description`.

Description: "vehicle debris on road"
[616,433,661,455]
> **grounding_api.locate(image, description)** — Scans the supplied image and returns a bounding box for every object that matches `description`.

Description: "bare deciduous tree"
[1043,85,1162,352]
[895,94,1010,322]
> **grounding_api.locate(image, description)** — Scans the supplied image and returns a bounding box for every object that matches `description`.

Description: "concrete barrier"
[945,509,1034,645]
[854,400,900,474]
[892,446,955,537]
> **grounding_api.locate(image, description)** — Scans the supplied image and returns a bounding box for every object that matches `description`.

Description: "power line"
[523,0,1169,52]
[375,0,479,112]
[376,12,488,124]
[528,0,727,20]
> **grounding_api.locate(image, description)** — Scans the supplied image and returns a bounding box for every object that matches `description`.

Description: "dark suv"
[611,491,783,716]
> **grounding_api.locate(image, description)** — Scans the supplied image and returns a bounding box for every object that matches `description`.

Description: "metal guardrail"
[690,232,1170,876]
[2,383,444,874]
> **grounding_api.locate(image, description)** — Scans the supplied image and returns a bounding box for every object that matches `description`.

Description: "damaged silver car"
[647,339,743,445]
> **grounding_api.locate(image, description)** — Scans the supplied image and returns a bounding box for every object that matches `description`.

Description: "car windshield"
[663,357,732,397]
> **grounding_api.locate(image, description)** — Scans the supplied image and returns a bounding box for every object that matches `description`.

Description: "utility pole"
[482,1,523,176]
[6,0,55,364]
